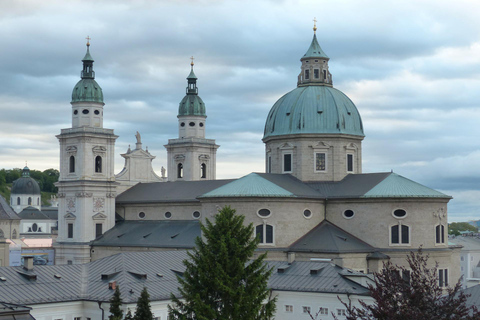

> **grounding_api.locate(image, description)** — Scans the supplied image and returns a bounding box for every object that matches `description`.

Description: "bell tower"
[54,38,118,265]
[165,58,219,181]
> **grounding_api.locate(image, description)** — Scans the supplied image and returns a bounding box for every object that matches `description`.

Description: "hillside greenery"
[0,168,59,205]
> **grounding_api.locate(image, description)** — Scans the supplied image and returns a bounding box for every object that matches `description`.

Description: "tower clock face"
[67,198,76,212]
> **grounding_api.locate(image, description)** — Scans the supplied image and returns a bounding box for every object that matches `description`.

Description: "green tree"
[169,205,276,320]
[333,249,480,320]
[109,286,123,320]
[449,222,478,236]
[134,287,153,320]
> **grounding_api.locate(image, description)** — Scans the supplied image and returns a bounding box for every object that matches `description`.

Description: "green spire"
[178,58,206,116]
[22,166,30,177]
[81,38,95,79]
[303,33,329,59]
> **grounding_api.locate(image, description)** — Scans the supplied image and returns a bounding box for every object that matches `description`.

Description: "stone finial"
[135,131,142,150]
[161,166,166,178]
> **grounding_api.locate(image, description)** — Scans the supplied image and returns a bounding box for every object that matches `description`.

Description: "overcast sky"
[1,0,479,222]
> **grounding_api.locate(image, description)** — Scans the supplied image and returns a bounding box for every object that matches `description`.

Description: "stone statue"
[161,166,166,178]
[135,131,141,144]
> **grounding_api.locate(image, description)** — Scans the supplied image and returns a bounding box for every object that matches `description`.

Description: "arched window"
[391,224,409,245]
[12,229,17,239]
[0,229,4,238]
[201,163,206,179]
[69,156,75,173]
[177,163,183,179]
[436,225,445,244]
[37,198,40,206]
[28,197,32,205]
[95,156,102,173]
[256,224,273,244]
[17,197,20,205]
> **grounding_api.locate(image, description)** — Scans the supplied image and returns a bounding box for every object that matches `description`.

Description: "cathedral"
[53,27,460,283]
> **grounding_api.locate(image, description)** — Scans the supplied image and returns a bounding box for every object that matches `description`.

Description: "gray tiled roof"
[255,173,324,198]
[91,220,200,248]
[18,207,53,220]
[267,260,370,295]
[307,173,391,198]
[0,196,21,221]
[116,179,234,204]
[0,251,369,306]
[289,220,375,253]
[461,284,480,310]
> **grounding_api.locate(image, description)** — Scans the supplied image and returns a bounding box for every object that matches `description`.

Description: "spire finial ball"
[313,17,317,33]
[190,56,195,67]
[86,35,91,47]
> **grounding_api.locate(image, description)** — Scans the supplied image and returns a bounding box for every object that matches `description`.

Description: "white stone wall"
[10,194,41,213]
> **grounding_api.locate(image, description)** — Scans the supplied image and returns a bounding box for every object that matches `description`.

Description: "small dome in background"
[11,166,41,195]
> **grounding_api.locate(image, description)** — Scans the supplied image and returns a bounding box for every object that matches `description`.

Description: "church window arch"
[28,197,32,205]
[95,156,102,173]
[256,224,274,244]
[17,197,20,205]
[390,223,410,245]
[177,163,183,179]
[69,156,75,173]
[435,224,446,244]
[201,163,206,179]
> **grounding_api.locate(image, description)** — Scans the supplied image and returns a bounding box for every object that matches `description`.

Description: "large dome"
[11,167,41,195]
[263,85,364,139]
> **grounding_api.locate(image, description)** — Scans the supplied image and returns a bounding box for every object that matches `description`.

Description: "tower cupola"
[297,19,332,86]
[71,37,105,128]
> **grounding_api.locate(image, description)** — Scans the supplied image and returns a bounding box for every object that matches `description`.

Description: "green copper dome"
[263,85,364,139]
[178,65,206,116]
[71,44,104,103]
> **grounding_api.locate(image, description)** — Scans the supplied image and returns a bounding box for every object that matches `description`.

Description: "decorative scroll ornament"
[93,197,105,212]
[76,192,93,198]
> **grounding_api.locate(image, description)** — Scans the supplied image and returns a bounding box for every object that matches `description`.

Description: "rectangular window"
[315,152,326,172]
[347,154,354,172]
[314,69,319,79]
[268,156,272,173]
[95,223,103,238]
[323,70,327,80]
[461,256,465,261]
[283,153,292,173]
[305,70,310,80]
[402,270,411,284]
[337,309,346,316]
[74,317,82,320]
[265,225,273,244]
[436,225,445,244]
[285,305,293,313]
[391,225,399,244]
[439,269,448,287]
[302,306,311,314]
[319,307,329,315]
[67,223,73,239]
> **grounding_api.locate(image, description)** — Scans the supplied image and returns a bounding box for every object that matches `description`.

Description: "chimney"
[23,256,34,271]
[109,280,116,290]
[287,252,295,264]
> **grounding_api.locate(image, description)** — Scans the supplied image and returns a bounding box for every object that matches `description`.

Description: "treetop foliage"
[449,222,478,236]
[169,205,276,320]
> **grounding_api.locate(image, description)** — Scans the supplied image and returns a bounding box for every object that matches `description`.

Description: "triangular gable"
[64,212,76,219]
[200,173,295,198]
[289,220,375,253]
[362,173,451,198]
[92,212,107,220]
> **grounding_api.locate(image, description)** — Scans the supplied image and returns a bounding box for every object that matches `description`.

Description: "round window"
[189,122,195,127]
[343,210,355,219]
[180,122,185,127]
[303,209,312,218]
[138,212,145,219]
[94,110,100,115]
[258,209,271,217]
[165,212,172,219]
[193,211,201,219]
[82,109,89,114]
[393,209,407,218]
[199,123,204,127]
[73,110,78,115]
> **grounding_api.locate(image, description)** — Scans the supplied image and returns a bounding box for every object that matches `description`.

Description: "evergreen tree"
[124,308,134,320]
[108,286,123,320]
[334,249,480,320]
[134,287,154,320]
[169,205,276,320]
